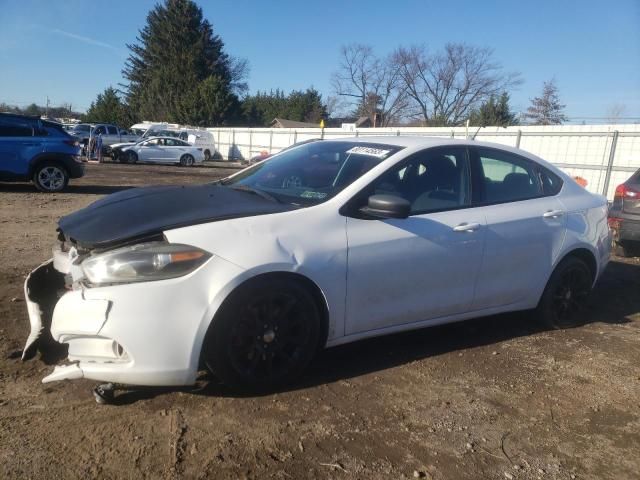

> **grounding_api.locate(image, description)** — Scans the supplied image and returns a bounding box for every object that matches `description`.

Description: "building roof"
[270,118,319,128]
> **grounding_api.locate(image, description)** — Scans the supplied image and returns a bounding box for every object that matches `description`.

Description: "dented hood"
[58,183,296,249]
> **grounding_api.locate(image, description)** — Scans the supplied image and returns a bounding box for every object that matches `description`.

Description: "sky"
[0,0,638,122]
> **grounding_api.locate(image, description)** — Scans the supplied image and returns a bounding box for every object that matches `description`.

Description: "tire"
[32,162,69,193]
[536,256,592,329]
[202,277,321,392]
[613,241,639,258]
[127,151,138,164]
[180,154,195,167]
[204,149,211,161]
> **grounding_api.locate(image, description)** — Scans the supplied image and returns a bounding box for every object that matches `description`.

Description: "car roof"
[0,112,40,121]
[143,136,188,141]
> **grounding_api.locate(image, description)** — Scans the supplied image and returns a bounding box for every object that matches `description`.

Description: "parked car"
[22,137,611,397]
[91,124,140,152]
[67,123,93,145]
[112,126,217,161]
[119,136,205,165]
[608,168,640,257]
[0,113,84,192]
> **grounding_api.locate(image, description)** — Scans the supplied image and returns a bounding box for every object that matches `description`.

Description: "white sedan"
[121,136,205,166]
[22,137,611,397]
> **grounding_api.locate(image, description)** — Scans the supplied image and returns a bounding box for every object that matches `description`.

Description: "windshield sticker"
[300,191,328,199]
[345,146,392,158]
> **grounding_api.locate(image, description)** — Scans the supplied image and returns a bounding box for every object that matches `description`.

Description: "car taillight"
[614,183,639,199]
[608,217,622,229]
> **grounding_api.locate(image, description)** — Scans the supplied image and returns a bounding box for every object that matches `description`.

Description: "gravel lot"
[1,163,639,479]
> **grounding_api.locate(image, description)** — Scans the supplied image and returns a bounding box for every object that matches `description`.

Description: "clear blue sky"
[0,0,638,121]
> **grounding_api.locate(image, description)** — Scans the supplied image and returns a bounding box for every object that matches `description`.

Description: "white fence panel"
[207,124,640,199]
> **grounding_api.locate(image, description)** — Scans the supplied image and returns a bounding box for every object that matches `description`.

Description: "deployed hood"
[58,184,296,249]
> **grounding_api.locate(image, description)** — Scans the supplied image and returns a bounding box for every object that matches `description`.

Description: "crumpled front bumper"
[22,259,66,361]
[22,245,244,386]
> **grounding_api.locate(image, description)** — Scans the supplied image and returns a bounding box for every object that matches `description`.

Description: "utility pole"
[45,96,50,118]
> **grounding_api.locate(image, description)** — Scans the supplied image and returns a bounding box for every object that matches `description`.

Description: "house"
[270,118,320,128]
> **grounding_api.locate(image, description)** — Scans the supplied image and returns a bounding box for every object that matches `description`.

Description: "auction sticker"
[300,191,328,199]
[345,146,392,158]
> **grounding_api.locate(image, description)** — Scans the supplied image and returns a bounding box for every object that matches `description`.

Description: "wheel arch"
[196,271,331,369]
[28,153,71,177]
[561,247,598,284]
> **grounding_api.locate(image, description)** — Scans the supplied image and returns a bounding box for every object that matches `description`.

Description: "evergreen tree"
[240,88,326,126]
[83,87,133,125]
[122,0,237,124]
[180,75,238,126]
[525,80,568,125]
[24,103,41,116]
[469,92,519,126]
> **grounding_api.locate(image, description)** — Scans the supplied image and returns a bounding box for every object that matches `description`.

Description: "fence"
[206,124,640,199]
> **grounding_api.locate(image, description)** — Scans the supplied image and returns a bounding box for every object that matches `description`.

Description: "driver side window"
[370,147,471,214]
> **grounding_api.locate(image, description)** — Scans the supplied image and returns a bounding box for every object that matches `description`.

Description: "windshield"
[222,140,403,206]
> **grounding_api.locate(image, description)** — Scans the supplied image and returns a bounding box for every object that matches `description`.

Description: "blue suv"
[0,113,85,192]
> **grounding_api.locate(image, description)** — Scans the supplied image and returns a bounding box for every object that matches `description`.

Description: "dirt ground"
[0,163,639,480]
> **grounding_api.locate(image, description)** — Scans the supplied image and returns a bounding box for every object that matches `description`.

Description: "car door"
[468,147,567,310]
[103,125,118,145]
[0,117,43,177]
[344,146,486,335]
[137,139,161,162]
[163,138,183,163]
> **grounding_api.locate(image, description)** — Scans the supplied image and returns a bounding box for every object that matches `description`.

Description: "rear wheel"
[536,256,592,329]
[180,154,195,167]
[613,241,639,258]
[202,277,321,392]
[33,163,69,193]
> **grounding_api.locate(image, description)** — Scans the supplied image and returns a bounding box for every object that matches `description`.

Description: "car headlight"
[81,242,211,286]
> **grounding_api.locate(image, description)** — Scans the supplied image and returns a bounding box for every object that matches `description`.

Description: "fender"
[187,264,332,376]
[29,152,85,179]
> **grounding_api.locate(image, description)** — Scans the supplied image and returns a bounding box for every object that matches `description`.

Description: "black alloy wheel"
[203,277,321,392]
[537,257,592,329]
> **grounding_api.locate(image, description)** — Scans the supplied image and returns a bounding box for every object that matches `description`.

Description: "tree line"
[7,0,568,128]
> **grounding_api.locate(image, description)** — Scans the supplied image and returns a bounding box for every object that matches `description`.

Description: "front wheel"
[204,149,211,161]
[33,163,69,192]
[180,154,195,167]
[127,151,138,164]
[536,256,592,329]
[202,277,321,392]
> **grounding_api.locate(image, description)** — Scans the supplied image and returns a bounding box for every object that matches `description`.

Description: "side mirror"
[360,194,410,219]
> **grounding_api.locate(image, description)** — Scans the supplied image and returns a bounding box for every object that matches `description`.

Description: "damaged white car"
[23,137,611,399]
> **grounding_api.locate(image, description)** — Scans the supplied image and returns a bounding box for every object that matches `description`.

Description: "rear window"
[0,117,33,137]
[538,167,563,195]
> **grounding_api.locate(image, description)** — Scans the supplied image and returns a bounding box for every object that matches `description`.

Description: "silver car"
[120,136,205,166]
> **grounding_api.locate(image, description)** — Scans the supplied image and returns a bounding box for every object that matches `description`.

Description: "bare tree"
[331,44,409,126]
[392,44,521,126]
[229,56,250,96]
[606,103,626,124]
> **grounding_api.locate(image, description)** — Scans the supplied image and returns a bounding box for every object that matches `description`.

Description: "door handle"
[542,210,564,219]
[453,222,481,232]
